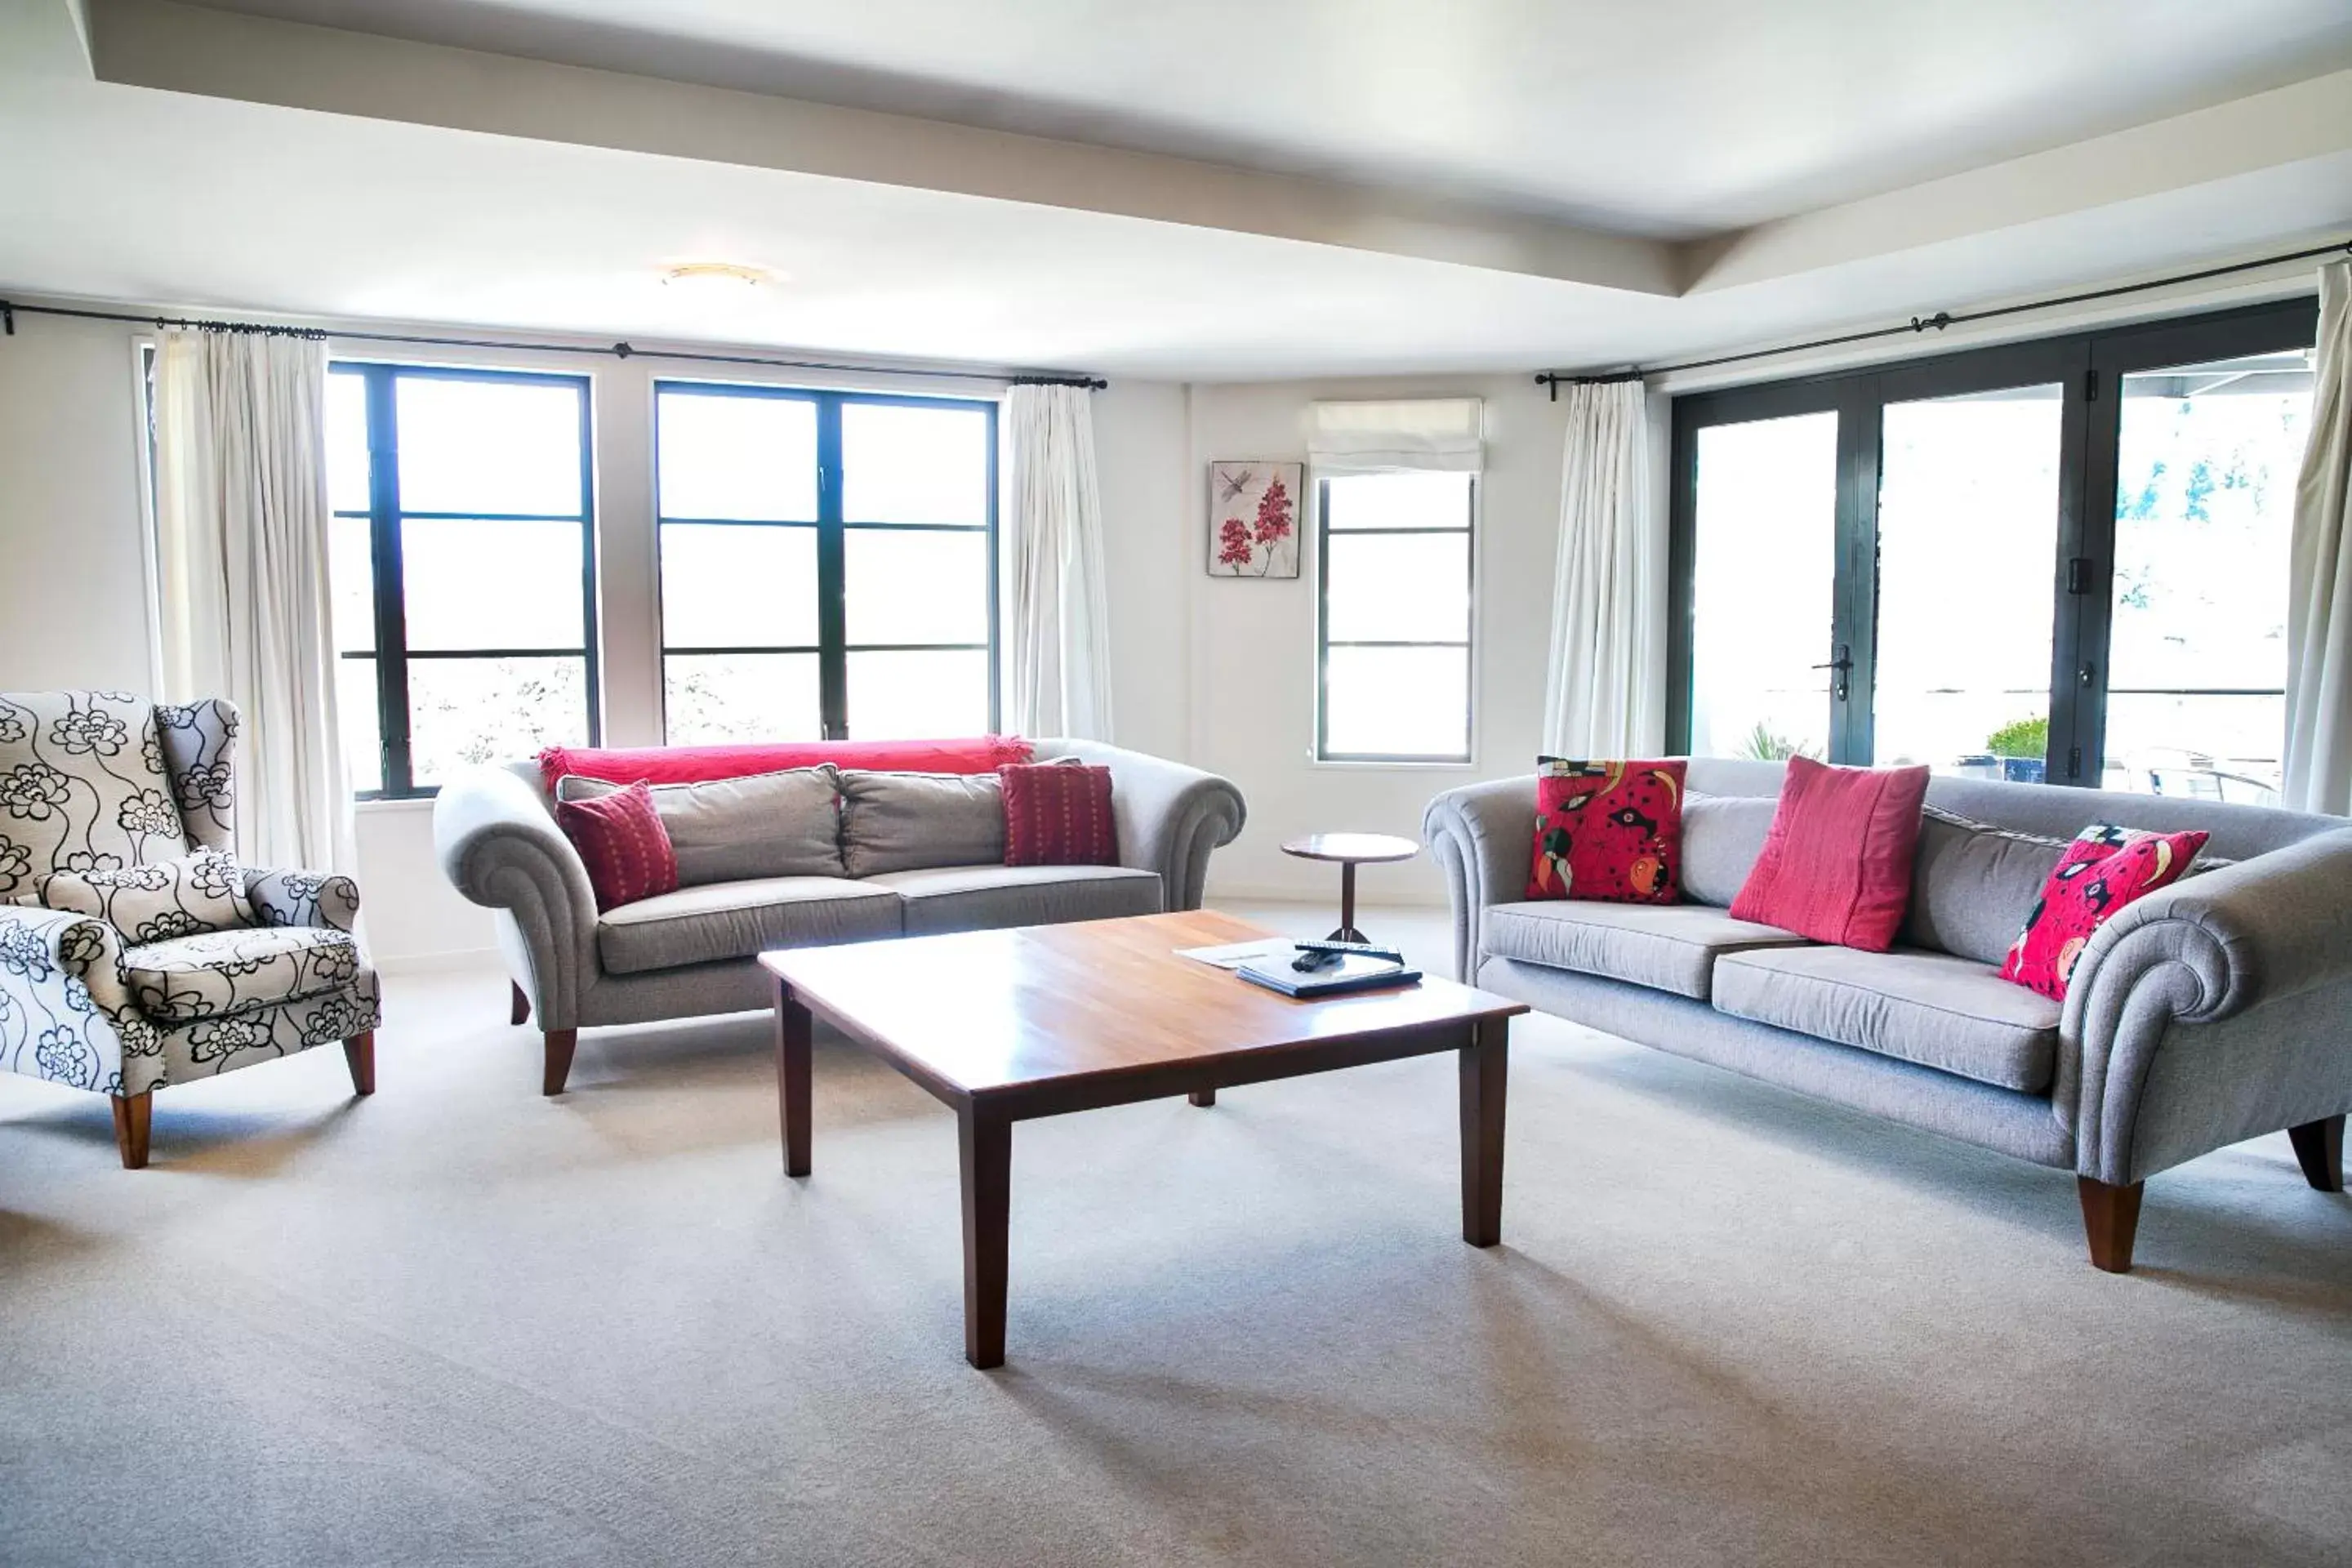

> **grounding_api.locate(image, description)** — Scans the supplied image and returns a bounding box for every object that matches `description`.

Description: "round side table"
[1281,832,1420,944]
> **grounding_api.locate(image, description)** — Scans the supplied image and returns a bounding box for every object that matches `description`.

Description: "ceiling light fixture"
[662,261,776,288]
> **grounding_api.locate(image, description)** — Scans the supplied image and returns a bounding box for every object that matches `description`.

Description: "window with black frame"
[1316,470,1476,762]
[655,383,998,742]
[325,363,599,797]
[1668,298,2317,803]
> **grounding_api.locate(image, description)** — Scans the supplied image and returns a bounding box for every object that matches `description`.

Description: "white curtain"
[1540,381,1661,758]
[2285,261,2352,816]
[1004,383,1113,740]
[154,329,351,872]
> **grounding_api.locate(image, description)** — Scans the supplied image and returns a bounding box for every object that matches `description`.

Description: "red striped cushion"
[1000,763,1118,867]
[1730,756,1930,951]
[555,780,679,911]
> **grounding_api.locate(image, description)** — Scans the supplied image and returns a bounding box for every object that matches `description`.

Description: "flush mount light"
[662,261,776,288]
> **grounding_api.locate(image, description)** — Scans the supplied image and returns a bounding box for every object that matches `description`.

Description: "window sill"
[353,795,438,814]
[1308,757,1481,772]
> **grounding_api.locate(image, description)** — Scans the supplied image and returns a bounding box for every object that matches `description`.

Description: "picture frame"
[1206,461,1303,579]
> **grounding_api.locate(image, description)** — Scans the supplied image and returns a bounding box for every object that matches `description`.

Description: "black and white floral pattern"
[0,906,157,1095]
[243,867,362,933]
[0,693,187,894]
[154,698,238,853]
[122,926,360,1022]
[35,850,257,943]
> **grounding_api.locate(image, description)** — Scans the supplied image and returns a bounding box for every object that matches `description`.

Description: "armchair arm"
[242,868,362,933]
[1032,741,1246,910]
[0,906,159,1096]
[2060,826,2352,1182]
[432,765,600,1029]
[1422,776,1537,982]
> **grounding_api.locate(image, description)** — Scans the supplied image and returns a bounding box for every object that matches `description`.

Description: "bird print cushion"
[1999,823,2208,1000]
[1526,759,1686,903]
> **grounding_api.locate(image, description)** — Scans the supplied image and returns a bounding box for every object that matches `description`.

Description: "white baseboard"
[375,947,504,977]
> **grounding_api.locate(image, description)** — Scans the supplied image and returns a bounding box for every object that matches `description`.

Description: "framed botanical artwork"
[1207,461,1302,578]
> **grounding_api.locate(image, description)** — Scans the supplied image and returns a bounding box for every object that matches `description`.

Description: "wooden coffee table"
[760,910,1528,1368]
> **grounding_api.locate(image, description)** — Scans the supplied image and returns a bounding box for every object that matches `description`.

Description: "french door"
[1669,299,2317,798]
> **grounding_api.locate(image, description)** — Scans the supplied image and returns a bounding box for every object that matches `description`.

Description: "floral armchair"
[0,691,378,1167]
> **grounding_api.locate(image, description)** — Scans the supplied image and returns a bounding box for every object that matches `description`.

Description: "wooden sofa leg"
[110,1091,151,1169]
[543,1029,578,1097]
[511,982,531,1027]
[2288,1115,2345,1193]
[342,1031,376,1096]
[2078,1177,2145,1273]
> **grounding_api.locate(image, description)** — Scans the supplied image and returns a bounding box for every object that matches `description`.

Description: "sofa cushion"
[38,849,255,943]
[559,767,844,884]
[595,875,900,973]
[1679,792,1777,908]
[1526,758,1686,903]
[1731,757,1931,951]
[1481,900,1812,1000]
[1999,823,2208,1001]
[863,864,1162,936]
[837,769,1004,878]
[1712,945,2061,1093]
[1900,805,2069,965]
[122,925,361,1022]
[1001,762,1119,866]
[555,780,679,911]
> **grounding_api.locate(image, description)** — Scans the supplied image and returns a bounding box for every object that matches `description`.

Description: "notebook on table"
[1235,951,1423,999]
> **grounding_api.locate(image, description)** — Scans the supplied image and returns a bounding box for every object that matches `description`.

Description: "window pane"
[1873,385,2062,777]
[328,514,376,654]
[407,656,588,784]
[1325,532,1470,642]
[847,649,991,739]
[1690,412,1838,762]
[401,519,585,651]
[661,523,819,649]
[1325,472,1472,530]
[664,653,822,744]
[338,654,381,792]
[2105,350,2310,801]
[657,390,817,521]
[1324,646,1468,758]
[844,528,990,646]
[327,371,370,514]
[396,377,583,516]
[841,403,989,524]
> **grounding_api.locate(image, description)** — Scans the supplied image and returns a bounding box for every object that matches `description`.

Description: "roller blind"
[1307,398,1484,475]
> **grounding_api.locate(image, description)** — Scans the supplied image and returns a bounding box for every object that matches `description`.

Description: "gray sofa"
[434,740,1245,1094]
[1424,758,2352,1272]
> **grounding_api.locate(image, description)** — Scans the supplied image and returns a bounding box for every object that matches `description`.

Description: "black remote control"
[1290,938,1406,971]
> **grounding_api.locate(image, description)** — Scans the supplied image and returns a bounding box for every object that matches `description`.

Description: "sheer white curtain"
[154,329,351,871]
[1540,381,1662,758]
[1004,384,1113,740]
[2285,261,2352,815]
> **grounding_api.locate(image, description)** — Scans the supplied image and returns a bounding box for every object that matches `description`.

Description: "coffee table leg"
[959,1104,1012,1369]
[1188,1088,1216,1107]
[1459,1017,1508,1247]
[774,977,812,1178]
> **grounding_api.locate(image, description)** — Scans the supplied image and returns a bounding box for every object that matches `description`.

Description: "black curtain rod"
[0,299,1109,389]
[1535,237,2351,397]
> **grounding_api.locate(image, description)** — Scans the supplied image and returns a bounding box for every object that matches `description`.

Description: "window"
[1316,471,1476,761]
[1668,299,2316,800]
[655,385,998,742]
[327,364,599,796]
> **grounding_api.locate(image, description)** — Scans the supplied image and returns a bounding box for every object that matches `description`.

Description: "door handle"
[1811,644,1854,702]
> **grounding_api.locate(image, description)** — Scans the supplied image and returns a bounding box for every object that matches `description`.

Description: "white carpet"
[2,903,2347,1566]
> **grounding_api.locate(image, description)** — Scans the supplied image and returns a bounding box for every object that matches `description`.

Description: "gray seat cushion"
[1900,805,2069,964]
[558,768,844,884]
[1680,792,1779,908]
[595,875,900,973]
[838,770,1004,878]
[1711,945,2061,1094]
[862,864,1162,936]
[1481,900,1812,1000]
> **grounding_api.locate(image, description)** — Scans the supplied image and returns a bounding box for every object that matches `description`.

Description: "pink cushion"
[1729,757,1931,951]
[1000,762,1118,866]
[554,780,679,912]
[539,737,1031,794]
[1999,824,2208,1000]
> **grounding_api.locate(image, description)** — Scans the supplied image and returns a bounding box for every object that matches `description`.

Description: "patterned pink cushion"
[1999,824,2207,1000]
[1730,757,1931,951]
[555,780,679,912]
[1000,763,1117,866]
[1526,759,1686,903]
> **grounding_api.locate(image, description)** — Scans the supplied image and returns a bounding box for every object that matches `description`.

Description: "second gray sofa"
[434,740,1245,1094]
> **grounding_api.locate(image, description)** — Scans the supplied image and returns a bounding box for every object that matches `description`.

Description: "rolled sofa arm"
[432,766,600,1030]
[1422,776,1537,982]
[0,906,158,1095]
[1034,740,1246,911]
[2060,826,2352,1180]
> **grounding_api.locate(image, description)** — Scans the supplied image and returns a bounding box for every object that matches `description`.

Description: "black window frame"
[1667,296,2318,784]
[1314,470,1478,764]
[653,381,1000,742]
[332,361,601,800]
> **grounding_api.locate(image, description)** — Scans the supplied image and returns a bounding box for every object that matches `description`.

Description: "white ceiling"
[171,0,2352,237]
[0,0,2347,380]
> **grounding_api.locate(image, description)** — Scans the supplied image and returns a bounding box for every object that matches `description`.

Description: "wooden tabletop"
[1279,832,1421,864]
[760,910,1521,1104]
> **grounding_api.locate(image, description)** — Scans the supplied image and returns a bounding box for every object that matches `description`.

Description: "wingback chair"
[0,691,380,1167]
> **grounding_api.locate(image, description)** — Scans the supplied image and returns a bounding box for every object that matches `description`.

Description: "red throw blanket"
[537,736,1033,793]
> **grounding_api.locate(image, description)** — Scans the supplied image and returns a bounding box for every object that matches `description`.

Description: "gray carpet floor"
[2,903,2347,1567]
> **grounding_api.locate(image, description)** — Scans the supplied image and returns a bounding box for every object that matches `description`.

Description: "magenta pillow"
[1999,824,2207,1000]
[555,779,679,912]
[1000,762,1117,866]
[1730,756,1931,951]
